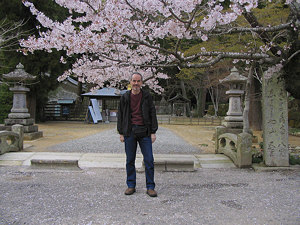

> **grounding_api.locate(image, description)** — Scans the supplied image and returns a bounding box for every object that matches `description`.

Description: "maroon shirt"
[130,91,144,125]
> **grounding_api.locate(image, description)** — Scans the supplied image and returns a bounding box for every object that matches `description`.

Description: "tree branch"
[185,51,270,62]
[125,35,183,60]
[80,0,98,13]
[159,0,190,24]
[242,11,282,56]
[287,49,300,62]
[210,22,293,35]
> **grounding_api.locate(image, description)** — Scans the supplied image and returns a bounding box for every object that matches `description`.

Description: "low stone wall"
[0,124,23,155]
[157,115,223,126]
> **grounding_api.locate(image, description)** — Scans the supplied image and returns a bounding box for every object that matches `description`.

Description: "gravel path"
[48,126,203,154]
[0,166,299,225]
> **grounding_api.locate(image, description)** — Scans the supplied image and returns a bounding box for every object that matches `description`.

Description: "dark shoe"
[124,188,136,195]
[146,189,157,197]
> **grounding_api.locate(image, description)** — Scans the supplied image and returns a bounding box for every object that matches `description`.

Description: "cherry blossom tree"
[19,0,300,94]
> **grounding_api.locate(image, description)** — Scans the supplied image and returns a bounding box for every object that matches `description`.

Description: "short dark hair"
[130,72,143,81]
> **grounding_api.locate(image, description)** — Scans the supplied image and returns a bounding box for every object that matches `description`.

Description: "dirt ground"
[24,121,116,152]
[24,121,300,154]
[162,124,300,153]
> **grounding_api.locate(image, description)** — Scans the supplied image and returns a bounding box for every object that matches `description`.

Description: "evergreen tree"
[0,0,72,121]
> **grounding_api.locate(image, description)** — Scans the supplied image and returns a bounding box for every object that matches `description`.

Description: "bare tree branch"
[0,19,28,50]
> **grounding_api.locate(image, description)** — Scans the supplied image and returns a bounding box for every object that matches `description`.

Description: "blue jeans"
[124,127,155,190]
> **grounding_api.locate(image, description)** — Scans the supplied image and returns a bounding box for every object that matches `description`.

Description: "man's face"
[130,74,143,92]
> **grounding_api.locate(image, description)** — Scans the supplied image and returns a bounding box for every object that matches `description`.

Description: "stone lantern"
[219,67,247,128]
[215,67,252,168]
[2,63,43,140]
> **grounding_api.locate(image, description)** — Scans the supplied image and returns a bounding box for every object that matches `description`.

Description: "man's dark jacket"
[117,89,158,136]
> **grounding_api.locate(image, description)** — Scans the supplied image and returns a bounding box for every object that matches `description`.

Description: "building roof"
[168,94,191,103]
[57,99,74,104]
[82,88,127,97]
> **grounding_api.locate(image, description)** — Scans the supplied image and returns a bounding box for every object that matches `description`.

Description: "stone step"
[141,158,195,172]
[30,159,80,170]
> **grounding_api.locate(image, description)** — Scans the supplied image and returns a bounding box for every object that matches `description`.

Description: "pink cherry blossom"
[20,0,295,91]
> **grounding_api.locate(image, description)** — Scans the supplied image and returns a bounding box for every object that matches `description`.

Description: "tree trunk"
[249,72,263,131]
[27,93,36,122]
[243,64,254,133]
[208,86,219,116]
[76,81,83,103]
[195,88,206,117]
[180,80,190,116]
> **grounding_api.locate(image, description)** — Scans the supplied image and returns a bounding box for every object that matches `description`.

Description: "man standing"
[117,72,158,197]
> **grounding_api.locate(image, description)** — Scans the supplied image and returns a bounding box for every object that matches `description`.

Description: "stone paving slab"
[200,163,237,169]
[0,160,24,166]
[2,152,299,171]
[194,154,232,160]
[0,152,34,160]
[79,153,132,169]
[0,152,236,170]
[194,154,236,168]
[0,152,34,166]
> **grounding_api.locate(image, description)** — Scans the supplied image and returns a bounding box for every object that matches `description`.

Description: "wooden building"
[82,88,127,122]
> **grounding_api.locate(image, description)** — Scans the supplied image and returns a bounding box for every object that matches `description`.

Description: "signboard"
[91,99,102,121]
[88,106,98,124]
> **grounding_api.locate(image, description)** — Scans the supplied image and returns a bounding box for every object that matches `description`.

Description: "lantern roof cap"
[3,63,36,82]
[219,67,247,84]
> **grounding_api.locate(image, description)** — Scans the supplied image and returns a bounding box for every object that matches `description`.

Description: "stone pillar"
[12,124,24,151]
[262,71,289,166]
[237,132,252,168]
[9,85,31,118]
[223,89,244,128]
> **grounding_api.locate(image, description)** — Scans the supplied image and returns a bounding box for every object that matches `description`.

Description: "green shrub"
[288,97,300,128]
[289,128,300,135]
[218,104,229,116]
[289,155,300,165]
[0,84,12,123]
[207,103,228,116]
[252,146,263,163]
[207,105,215,116]
[288,111,300,128]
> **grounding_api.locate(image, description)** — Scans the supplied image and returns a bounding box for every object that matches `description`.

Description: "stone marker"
[262,71,289,167]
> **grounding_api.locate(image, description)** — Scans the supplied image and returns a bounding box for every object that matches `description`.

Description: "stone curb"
[252,163,300,172]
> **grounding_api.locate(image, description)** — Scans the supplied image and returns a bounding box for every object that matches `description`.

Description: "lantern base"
[222,121,243,128]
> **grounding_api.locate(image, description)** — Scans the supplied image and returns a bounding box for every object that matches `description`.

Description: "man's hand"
[151,133,156,143]
[120,134,124,142]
